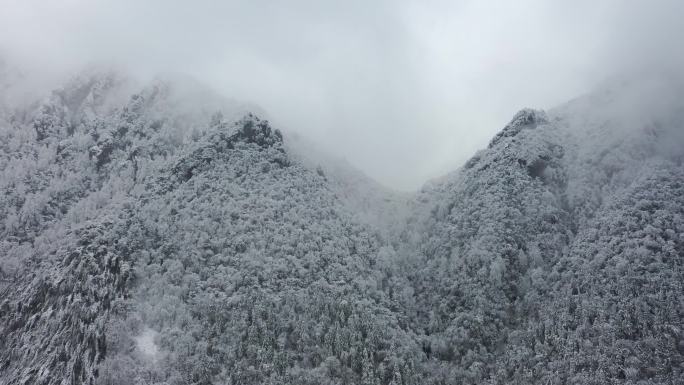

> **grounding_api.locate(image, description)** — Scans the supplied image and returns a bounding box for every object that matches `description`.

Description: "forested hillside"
[0,72,682,385]
[0,72,422,385]
[401,79,684,384]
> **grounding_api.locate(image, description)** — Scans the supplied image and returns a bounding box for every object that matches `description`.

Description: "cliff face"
[0,73,682,385]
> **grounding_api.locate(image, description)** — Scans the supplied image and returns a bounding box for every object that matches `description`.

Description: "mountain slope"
[0,73,422,385]
[402,77,684,384]
[0,72,683,385]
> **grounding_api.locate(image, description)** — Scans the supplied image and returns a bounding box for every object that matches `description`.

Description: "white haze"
[1,0,683,190]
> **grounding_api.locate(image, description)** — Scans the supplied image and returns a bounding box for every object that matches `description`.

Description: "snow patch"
[135,327,160,362]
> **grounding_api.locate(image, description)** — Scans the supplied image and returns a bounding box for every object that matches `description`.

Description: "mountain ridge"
[1,70,683,384]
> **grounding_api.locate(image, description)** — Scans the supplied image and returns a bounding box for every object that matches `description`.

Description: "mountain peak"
[488,108,548,148]
[231,113,283,148]
[1,70,683,385]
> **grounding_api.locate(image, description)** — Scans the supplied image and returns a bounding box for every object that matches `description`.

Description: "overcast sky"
[1,0,683,190]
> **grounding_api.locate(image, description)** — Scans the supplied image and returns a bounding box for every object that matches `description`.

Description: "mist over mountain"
[401,76,684,383]
[0,66,682,385]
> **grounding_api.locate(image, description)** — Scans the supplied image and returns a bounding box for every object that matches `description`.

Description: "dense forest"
[0,71,682,385]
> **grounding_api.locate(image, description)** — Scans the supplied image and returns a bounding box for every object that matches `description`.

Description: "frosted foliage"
[1,72,683,385]
[401,83,684,384]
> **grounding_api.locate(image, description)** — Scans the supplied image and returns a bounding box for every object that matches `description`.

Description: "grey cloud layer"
[1,0,682,189]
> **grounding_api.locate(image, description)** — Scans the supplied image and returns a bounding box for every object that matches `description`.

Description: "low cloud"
[1,0,682,189]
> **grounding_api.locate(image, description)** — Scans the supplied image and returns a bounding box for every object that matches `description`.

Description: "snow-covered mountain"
[0,71,682,385]
[0,72,422,385]
[401,76,684,384]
